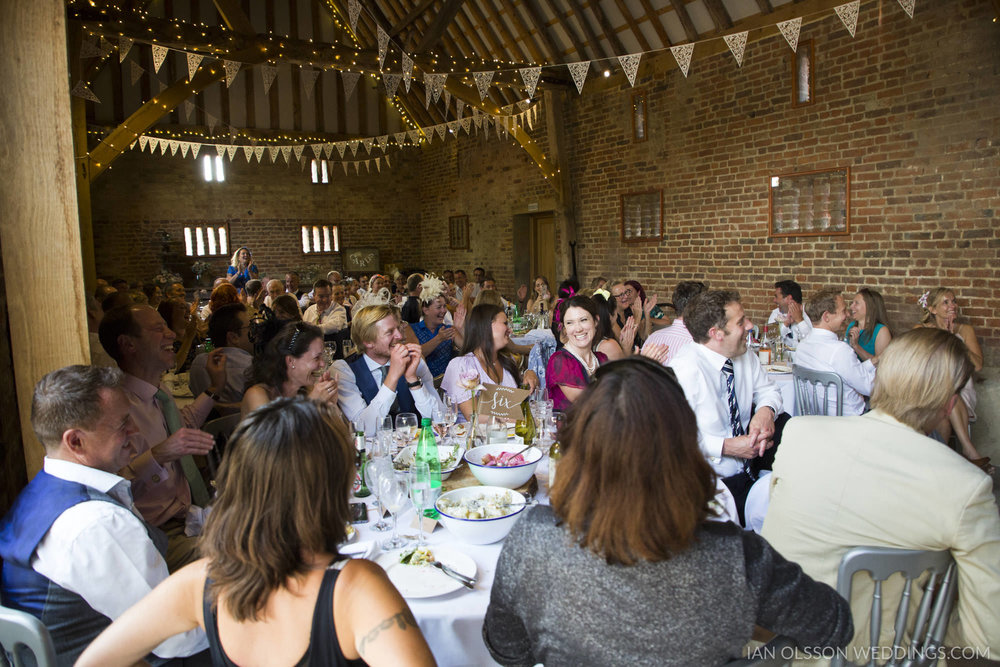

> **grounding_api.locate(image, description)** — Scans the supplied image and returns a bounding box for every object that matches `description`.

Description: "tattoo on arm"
[358,608,419,657]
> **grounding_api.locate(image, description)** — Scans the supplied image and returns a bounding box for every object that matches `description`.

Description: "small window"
[792,40,814,107]
[620,190,663,243]
[310,159,330,184]
[301,225,339,254]
[201,155,225,182]
[632,91,647,142]
[184,225,230,257]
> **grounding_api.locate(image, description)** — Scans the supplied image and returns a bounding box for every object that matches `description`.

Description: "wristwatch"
[204,389,223,402]
[406,379,422,389]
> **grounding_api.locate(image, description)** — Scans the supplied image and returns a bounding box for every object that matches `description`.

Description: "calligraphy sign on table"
[343,247,381,273]
[478,385,530,421]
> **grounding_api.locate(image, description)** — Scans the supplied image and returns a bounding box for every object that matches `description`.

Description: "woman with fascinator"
[411,275,466,377]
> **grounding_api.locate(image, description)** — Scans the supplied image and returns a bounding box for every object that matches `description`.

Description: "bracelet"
[406,379,422,389]
[204,390,222,402]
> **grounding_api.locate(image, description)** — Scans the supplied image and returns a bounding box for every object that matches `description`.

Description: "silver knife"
[431,560,475,589]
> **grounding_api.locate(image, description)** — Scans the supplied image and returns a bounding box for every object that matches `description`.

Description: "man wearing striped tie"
[670,290,783,527]
[99,304,226,571]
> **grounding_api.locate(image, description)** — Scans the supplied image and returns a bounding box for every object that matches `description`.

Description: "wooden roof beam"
[587,0,628,57]
[496,0,547,65]
[669,0,699,43]
[539,0,588,61]
[389,0,436,37]
[754,0,775,14]
[636,0,673,48]
[703,0,734,32]
[519,0,565,62]
[212,0,255,35]
[415,0,468,53]
[611,0,652,52]
[566,0,614,60]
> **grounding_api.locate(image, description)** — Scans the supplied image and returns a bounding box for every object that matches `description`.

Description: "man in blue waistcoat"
[0,365,207,666]
[333,303,441,434]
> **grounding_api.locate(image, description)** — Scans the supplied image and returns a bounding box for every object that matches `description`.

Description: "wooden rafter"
[703,0,734,32]
[498,0,547,64]
[669,0,699,43]
[612,0,652,52]
[415,0,467,53]
[636,0,672,48]
[540,0,588,61]
[587,0,627,58]
[212,0,255,35]
[520,0,564,61]
[567,0,613,60]
[754,0,775,14]
[389,0,436,37]
[473,0,531,65]
[465,1,519,64]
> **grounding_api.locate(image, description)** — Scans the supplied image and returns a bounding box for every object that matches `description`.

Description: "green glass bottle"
[514,391,536,446]
[353,429,371,498]
[414,418,442,518]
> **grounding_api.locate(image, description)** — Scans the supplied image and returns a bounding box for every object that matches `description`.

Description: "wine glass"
[408,461,434,547]
[486,415,506,444]
[371,458,409,550]
[395,412,418,448]
[366,437,391,533]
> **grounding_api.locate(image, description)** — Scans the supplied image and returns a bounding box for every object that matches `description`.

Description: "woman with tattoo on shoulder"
[76,398,436,667]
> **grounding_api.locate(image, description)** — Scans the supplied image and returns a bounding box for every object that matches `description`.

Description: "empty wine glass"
[408,461,434,547]
[366,437,391,533]
[395,412,418,448]
[371,458,409,550]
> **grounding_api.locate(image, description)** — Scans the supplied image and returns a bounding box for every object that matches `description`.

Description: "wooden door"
[530,214,556,283]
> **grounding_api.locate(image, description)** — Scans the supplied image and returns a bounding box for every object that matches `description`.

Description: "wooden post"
[0,0,89,477]
[543,89,578,281]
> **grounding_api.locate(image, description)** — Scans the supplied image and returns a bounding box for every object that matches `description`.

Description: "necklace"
[567,347,598,375]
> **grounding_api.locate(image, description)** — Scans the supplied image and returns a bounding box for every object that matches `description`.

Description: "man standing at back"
[768,279,812,344]
[0,366,207,665]
[99,304,226,570]
[763,328,1000,655]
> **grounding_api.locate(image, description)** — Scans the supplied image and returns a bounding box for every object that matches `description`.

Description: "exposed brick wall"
[90,1,999,363]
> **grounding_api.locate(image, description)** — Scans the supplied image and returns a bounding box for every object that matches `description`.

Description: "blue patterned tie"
[721,359,745,437]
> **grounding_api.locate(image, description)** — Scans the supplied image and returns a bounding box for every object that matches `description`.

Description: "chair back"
[0,605,57,667]
[833,547,957,667]
[792,365,844,416]
[202,412,241,478]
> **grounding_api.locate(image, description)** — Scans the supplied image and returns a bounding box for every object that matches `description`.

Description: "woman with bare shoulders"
[76,398,436,667]
[846,288,892,361]
[915,287,989,470]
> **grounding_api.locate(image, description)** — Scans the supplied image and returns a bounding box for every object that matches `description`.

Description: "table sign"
[478,385,530,421]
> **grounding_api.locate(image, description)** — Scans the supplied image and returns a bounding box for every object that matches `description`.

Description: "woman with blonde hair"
[77,398,435,667]
[915,287,989,469]
[846,287,892,361]
[226,246,259,290]
[484,358,852,664]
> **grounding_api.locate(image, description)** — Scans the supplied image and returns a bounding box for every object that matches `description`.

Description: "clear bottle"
[548,440,562,490]
[414,417,442,518]
[353,428,370,498]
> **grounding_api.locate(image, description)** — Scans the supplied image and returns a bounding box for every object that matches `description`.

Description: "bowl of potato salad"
[434,486,527,544]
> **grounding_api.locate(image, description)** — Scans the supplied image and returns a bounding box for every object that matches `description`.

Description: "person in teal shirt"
[846,288,892,361]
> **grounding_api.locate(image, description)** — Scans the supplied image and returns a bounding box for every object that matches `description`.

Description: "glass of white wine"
[395,412,419,449]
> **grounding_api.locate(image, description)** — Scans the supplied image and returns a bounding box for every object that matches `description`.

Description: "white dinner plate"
[375,545,477,598]
[766,364,792,374]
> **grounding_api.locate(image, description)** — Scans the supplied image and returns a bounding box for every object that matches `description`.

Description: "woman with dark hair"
[525,275,554,315]
[846,287,892,361]
[484,358,853,665]
[545,296,608,411]
[591,293,629,361]
[610,279,659,350]
[77,398,435,667]
[241,321,339,418]
[441,303,539,421]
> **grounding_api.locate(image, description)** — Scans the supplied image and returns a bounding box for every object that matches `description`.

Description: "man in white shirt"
[642,280,706,365]
[794,290,876,416]
[0,366,207,665]
[669,290,783,523]
[302,279,347,336]
[263,278,284,308]
[333,303,441,434]
[767,279,812,344]
[190,303,254,404]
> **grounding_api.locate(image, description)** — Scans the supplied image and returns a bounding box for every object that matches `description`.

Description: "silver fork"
[431,560,476,589]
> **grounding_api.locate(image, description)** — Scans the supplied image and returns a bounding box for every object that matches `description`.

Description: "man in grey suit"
[763,328,1000,656]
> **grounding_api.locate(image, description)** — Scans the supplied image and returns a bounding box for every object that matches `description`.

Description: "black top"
[203,566,367,667]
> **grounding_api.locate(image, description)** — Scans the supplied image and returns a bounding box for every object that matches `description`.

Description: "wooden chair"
[202,412,241,480]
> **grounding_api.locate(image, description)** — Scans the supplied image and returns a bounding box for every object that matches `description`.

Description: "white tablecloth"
[768,370,795,417]
[353,458,553,666]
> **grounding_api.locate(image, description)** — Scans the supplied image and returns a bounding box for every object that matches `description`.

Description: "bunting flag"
[293,145,305,162]
[519,66,541,98]
[619,53,641,87]
[365,160,371,174]
[377,135,388,151]
[443,89,452,114]
[385,155,391,168]
[473,71,494,100]
[323,143,333,159]
[349,140,359,156]
[567,61,590,94]
[226,145,238,161]
[425,127,433,144]
[254,146,265,163]
[98,38,116,59]
[130,60,144,85]
[180,142,191,158]
[669,44,694,80]
[456,99,465,118]
[377,26,389,70]
[383,72,401,98]
[517,99,531,111]
[426,73,447,103]
[335,142,347,158]
[160,141,170,156]
[261,64,279,95]
[147,137,159,153]
[280,146,292,163]
[269,146,280,162]
[181,99,195,122]
[224,60,241,87]
[311,144,323,158]
[460,117,472,134]
[169,141,179,156]
[424,81,433,108]
[724,32,748,67]
[348,0,361,33]
[362,138,374,154]
[835,1,861,37]
[205,112,219,134]
[190,143,202,159]
[777,18,802,52]
[448,120,460,135]
[139,135,149,151]
[342,162,349,176]
[80,36,101,59]
[301,68,321,99]
[407,129,421,144]
[394,132,406,145]
[354,161,361,174]
[375,157,381,172]
[473,114,484,130]
[118,37,134,62]
[186,52,204,80]
[402,53,413,92]
[897,0,914,18]
[341,71,361,101]
[152,45,169,73]
[495,117,504,140]
[70,81,100,103]
[215,143,226,157]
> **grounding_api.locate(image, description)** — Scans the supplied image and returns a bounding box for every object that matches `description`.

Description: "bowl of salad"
[435,486,527,544]
[393,442,465,480]
[464,443,542,488]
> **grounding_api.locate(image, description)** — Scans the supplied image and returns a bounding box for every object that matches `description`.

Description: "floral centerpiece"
[151,270,183,288]
[190,261,212,283]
